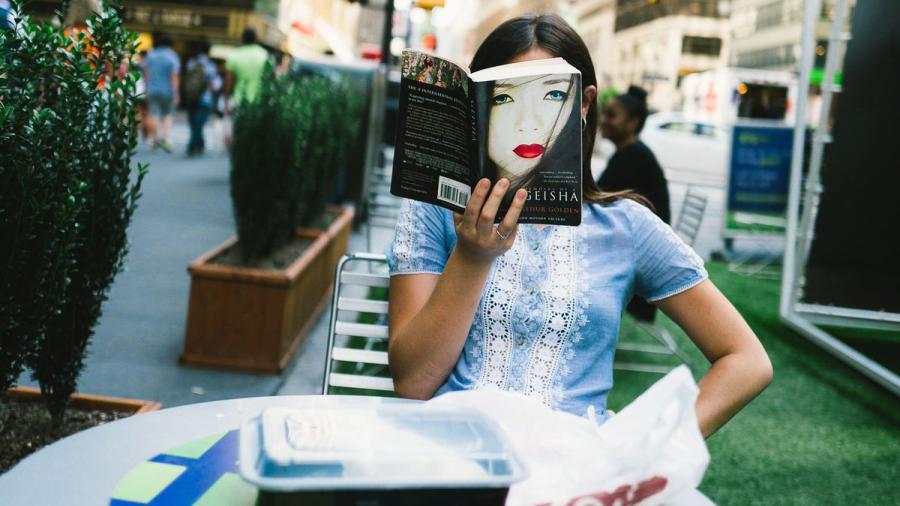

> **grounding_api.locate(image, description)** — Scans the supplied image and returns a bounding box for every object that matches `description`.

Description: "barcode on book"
[437,176,470,209]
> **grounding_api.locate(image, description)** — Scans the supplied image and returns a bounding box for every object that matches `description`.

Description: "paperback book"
[391,49,582,225]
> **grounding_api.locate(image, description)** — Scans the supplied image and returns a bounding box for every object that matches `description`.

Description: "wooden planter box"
[180,206,355,373]
[6,386,161,414]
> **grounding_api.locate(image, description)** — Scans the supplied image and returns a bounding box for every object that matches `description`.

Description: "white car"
[637,113,730,188]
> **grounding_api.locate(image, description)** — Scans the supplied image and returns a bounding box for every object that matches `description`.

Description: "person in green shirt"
[225,28,269,108]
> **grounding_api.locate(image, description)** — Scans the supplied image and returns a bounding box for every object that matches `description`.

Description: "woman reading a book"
[387,14,771,438]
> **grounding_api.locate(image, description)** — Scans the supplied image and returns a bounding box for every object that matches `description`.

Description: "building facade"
[572,0,617,90]
[610,0,730,112]
[729,0,854,72]
[25,0,284,55]
[729,0,855,125]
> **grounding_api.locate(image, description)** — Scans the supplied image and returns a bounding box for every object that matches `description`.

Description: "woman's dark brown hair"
[470,13,647,207]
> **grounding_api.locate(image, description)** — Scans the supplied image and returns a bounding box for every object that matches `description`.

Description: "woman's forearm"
[656,281,773,438]
[388,248,493,399]
[695,349,772,438]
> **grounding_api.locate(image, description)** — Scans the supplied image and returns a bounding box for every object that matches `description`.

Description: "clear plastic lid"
[239,397,527,491]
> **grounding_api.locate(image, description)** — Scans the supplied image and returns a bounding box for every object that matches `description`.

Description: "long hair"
[471,13,647,207]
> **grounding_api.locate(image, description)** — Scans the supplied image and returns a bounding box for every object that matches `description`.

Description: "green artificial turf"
[608,261,900,505]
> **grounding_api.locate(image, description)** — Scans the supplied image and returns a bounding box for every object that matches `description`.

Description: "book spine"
[468,80,490,187]
[467,77,479,189]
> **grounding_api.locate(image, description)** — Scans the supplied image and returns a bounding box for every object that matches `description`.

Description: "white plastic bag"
[427,366,710,506]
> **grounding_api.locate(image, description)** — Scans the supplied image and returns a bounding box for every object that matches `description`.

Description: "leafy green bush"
[0,0,146,424]
[229,67,360,262]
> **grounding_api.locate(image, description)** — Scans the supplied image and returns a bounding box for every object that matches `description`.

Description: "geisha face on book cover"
[483,72,582,223]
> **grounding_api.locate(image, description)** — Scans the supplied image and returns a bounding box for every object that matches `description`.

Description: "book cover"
[392,49,582,226]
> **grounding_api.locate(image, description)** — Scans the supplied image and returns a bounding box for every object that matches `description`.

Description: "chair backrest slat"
[341,271,390,288]
[329,373,395,391]
[332,347,389,365]
[337,297,389,314]
[334,321,389,339]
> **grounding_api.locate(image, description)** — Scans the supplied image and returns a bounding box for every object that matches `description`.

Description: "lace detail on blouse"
[475,233,526,390]
[392,199,428,272]
[542,226,591,407]
[473,226,588,410]
[522,226,582,405]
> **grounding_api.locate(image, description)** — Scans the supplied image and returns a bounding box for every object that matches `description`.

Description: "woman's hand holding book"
[453,178,526,266]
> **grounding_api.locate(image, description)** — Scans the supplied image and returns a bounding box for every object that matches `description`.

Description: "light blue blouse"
[387,198,708,420]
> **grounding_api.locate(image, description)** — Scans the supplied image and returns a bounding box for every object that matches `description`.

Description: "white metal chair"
[365,147,403,252]
[322,253,396,395]
[616,186,708,374]
[673,186,708,247]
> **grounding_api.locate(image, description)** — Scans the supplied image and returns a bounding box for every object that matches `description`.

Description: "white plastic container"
[239,397,527,505]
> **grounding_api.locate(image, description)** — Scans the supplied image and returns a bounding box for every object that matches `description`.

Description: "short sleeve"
[623,200,708,302]
[386,199,453,276]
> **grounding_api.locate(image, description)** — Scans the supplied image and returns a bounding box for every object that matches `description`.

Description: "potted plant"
[0,0,155,469]
[180,66,362,373]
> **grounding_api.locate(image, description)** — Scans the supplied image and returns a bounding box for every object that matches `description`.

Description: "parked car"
[639,112,730,187]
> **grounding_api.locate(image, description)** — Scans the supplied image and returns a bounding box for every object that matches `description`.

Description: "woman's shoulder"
[399,199,454,231]
[585,198,653,226]
[403,198,453,215]
[580,199,652,241]
[389,199,456,274]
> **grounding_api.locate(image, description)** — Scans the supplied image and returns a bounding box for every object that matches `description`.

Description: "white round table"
[0,395,715,505]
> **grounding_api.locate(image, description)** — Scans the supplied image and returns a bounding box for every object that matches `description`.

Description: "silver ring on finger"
[495,226,509,241]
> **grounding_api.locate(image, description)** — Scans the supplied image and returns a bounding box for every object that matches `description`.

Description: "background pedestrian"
[184,39,219,157]
[224,28,268,110]
[143,32,180,152]
[598,84,671,323]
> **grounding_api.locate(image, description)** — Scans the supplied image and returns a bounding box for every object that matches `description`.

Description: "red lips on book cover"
[514,144,545,159]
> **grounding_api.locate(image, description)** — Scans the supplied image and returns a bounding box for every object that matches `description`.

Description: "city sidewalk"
[14,115,774,407]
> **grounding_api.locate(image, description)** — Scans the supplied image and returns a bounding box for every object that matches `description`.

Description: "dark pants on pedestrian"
[187,105,210,155]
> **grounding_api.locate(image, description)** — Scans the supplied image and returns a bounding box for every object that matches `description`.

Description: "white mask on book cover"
[488,74,575,180]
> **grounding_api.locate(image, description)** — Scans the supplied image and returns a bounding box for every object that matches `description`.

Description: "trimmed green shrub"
[0,0,146,424]
[298,73,362,229]
[229,66,361,262]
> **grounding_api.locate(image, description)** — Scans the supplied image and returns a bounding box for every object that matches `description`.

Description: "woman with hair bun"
[598,85,671,323]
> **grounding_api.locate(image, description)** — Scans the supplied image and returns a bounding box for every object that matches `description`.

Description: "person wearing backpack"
[184,39,220,157]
